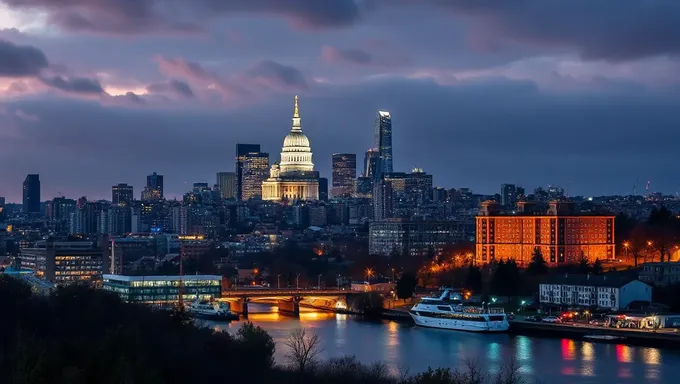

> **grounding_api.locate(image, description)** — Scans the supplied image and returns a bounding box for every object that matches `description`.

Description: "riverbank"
[510,320,680,348]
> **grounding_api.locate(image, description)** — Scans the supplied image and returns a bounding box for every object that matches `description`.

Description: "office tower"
[236,143,261,200]
[405,168,433,203]
[318,177,329,201]
[354,177,372,198]
[22,174,41,214]
[374,111,393,179]
[331,153,357,198]
[112,183,134,206]
[142,172,163,201]
[500,184,517,207]
[373,179,393,221]
[242,152,269,200]
[364,148,380,180]
[216,172,236,199]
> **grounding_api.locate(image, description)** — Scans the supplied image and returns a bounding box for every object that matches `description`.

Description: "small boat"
[409,289,509,333]
[187,300,239,321]
[583,334,625,342]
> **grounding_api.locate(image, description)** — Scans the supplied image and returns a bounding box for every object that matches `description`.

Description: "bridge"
[217,289,360,316]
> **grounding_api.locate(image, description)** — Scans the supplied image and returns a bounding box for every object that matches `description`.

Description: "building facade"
[639,262,680,286]
[331,153,356,198]
[112,183,134,206]
[242,152,269,200]
[20,240,109,285]
[500,184,517,207]
[235,143,262,200]
[216,171,236,199]
[476,201,615,265]
[369,219,468,257]
[539,274,652,311]
[262,96,319,202]
[23,174,40,214]
[142,172,164,201]
[374,111,393,179]
[102,274,222,304]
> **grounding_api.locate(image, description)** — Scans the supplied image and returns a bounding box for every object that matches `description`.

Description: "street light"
[391,268,395,283]
[337,274,341,290]
[317,274,322,289]
[277,274,281,289]
[365,268,374,281]
[296,273,300,290]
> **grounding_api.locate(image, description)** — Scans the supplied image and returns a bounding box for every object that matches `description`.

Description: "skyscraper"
[142,172,164,201]
[318,177,329,201]
[373,179,393,221]
[331,153,356,198]
[364,148,380,179]
[374,111,393,179]
[112,183,134,206]
[236,143,261,200]
[22,174,40,214]
[501,184,517,207]
[216,172,236,199]
[242,152,269,200]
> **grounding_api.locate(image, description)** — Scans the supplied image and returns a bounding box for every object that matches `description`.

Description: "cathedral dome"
[283,130,310,149]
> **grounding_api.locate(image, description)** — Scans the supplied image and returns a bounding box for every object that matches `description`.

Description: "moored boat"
[409,290,509,332]
[583,334,626,342]
[187,300,239,321]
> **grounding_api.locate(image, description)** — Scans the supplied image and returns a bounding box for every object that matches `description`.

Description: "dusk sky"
[2,0,680,202]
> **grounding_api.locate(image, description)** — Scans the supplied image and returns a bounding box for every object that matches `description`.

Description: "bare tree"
[284,328,322,372]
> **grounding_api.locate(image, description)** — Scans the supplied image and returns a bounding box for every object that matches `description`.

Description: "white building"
[539,274,652,311]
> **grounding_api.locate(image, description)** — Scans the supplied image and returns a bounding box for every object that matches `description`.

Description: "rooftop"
[540,272,644,288]
[103,274,222,282]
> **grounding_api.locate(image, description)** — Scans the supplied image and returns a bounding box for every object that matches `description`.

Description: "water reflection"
[203,312,680,384]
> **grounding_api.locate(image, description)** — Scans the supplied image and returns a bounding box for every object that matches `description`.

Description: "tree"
[577,251,590,273]
[396,271,418,300]
[284,328,322,372]
[527,248,548,275]
[236,322,276,368]
[464,265,483,293]
[647,206,679,262]
[591,258,603,275]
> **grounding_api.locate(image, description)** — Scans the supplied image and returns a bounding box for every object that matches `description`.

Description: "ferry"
[187,300,239,321]
[409,290,509,332]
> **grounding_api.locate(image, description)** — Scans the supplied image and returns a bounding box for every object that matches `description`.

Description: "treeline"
[0,276,529,384]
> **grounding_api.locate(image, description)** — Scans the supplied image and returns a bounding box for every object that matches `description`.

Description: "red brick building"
[476,201,614,266]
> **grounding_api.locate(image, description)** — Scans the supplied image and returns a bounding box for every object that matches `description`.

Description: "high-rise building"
[20,239,108,284]
[22,174,40,214]
[236,143,261,200]
[354,177,372,198]
[216,172,236,199]
[318,177,329,201]
[405,168,433,203]
[369,219,468,257]
[331,153,356,198]
[373,179,394,221]
[262,96,319,202]
[500,184,517,207]
[475,200,615,266]
[363,148,379,179]
[374,111,393,179]
[142,172,163,201]
[112,183,134,206]
[242,152,269,200]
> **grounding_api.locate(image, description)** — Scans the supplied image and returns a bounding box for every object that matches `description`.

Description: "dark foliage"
[396,271,418,299]
[527,248,548,275]
[464,265,483,293]
[350,292,385,317]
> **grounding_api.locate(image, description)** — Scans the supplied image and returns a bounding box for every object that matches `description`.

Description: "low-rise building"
[102,274,222,304]
[539,274,651,311]
[369,219,467,257]
[638,262,680,286]
[20,239,108,285]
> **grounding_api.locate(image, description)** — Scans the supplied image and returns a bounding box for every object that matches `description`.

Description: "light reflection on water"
[207,308,680,384]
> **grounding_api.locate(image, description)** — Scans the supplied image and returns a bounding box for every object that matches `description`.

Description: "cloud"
[14,108,39,122]
[0,39,49,76]
[246,60,308,91]
[321,46,373,65]
[1,0,363,34]
[39,75,104,94]
[146,79,194,98]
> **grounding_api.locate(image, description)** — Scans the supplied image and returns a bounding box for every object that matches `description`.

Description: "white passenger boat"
[187,300,239,321]
[409,290,509,332]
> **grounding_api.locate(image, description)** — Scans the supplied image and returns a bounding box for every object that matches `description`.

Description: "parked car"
[589,319,603,326]
[542,316,561,323]
[507,313,516,320]
[525,315,541,322]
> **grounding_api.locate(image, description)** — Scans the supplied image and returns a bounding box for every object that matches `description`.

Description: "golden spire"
[293,95,299,118]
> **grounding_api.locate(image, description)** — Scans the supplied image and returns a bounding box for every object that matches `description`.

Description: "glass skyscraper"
[331,153,357,198]
[235,143,261,200]
[22,174,40,214]
[374,111,393,179]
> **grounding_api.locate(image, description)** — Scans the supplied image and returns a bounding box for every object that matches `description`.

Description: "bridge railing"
[220,289,350,297]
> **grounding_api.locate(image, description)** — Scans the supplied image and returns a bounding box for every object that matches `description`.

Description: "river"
[207,305,680,384]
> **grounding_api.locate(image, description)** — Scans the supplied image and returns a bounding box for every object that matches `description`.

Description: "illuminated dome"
[279,95,314,173]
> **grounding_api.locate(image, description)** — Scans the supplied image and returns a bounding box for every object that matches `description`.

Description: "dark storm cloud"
[246,60,308,91]
[39,75,105,94]
[409,0,680,61]
[146,79,194,97]
[1,0,362,33]
[0,39,49,76]
[2,77,680,201]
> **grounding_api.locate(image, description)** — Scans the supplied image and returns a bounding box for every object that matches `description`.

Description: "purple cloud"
[0,39,49,76]
[39,75,104,95]
[146,79,194,98]
[321,46,373,66]
[245,60,308,91]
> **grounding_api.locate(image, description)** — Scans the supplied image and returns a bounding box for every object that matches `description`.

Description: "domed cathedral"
[262,95,319,202]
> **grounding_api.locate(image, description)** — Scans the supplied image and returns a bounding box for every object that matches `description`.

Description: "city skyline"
[2,2,680,199]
